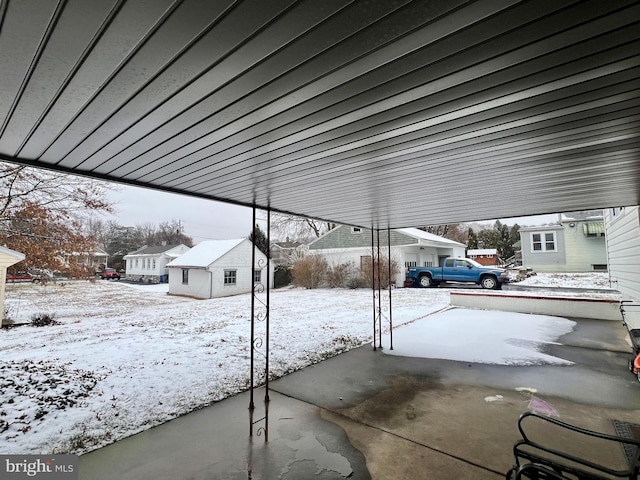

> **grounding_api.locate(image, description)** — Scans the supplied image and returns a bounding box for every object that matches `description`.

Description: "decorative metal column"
[376,228,383,349]
[371,227,378,350]
[388,227,394,351]
[370,227,394,351]
[249,206,270,442]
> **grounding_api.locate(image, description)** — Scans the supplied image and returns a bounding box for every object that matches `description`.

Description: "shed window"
[182,269,189,285]
[254,269,262,283]
[224,270,237,285]
[531,232,556,252]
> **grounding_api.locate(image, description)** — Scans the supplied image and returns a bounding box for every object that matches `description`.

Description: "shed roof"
[467,249,498,256]
[126,244,185,256]
[0,246,26,268]
[166,239,246,268]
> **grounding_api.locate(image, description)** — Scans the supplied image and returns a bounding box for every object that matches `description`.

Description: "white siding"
[209,240,267,298]
[605,206,640,301]
[562,223,607,272]
[168,240,273,299]
[169,268,211,299]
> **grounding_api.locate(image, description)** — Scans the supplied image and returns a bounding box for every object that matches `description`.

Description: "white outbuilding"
[166,238,273,299]
[0,246,26,324]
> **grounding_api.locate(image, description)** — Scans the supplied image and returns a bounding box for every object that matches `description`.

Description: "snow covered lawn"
[0,274,615,455]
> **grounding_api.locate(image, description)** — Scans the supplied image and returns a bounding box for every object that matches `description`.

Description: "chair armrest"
[518,412,640,447]
[514,412,640,478]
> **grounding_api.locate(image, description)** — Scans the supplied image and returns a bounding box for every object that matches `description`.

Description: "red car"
[100,268,121,280]
[6,272,41,283]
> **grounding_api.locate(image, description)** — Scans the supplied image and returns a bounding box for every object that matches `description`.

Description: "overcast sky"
[105,184,559,244]
[106,185,254,243]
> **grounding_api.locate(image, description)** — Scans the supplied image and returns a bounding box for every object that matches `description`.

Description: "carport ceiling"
[1,0,639,229]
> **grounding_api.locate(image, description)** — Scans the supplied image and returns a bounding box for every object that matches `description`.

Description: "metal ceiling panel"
[1,0,639,229]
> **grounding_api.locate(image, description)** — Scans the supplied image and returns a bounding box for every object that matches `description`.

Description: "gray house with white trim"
[519,211,607,273]
[308,226,466,287]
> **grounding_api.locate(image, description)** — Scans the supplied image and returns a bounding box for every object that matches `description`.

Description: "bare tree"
[271,213,337,242]
[0,162,115,275]
[421,224,468,244]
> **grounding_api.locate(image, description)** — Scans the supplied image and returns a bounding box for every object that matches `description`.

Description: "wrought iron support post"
[249,205,269,442]
[249,206,256,435]
[371,227,376,351]
[376,228,382,349]
[388,227,393,350]
[264,208,270,442]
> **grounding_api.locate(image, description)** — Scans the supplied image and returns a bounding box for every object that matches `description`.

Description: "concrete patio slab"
[79,315,640,479]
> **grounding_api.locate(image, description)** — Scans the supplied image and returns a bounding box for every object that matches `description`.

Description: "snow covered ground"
[0,272,618,455]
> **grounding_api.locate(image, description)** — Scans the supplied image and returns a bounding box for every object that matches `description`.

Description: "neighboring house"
[0,246,25,323]
[73,248,109,273]
[519,211,607,273]
[270,239,304,266]
[124,244,191,283]
[467,248,499,266]
[166,238,273,299]
[308,226,466,287]
[604,206,640,303]
[271,239,305,288]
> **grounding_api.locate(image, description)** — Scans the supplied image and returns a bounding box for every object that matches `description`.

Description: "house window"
[135,259,139,268]
[182,269,189,285]
[531,232,557,252]
[254,269,261,283]
[224,270,237,285]
[423,261,433,267]
[592,264,607,272]
[152,259,156,269]
[404,261,417,268]
[351,227,362,234]
[469,255,477,259]
[486,254,493,258]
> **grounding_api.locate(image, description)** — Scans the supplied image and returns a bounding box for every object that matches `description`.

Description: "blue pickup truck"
[406,258,510,290]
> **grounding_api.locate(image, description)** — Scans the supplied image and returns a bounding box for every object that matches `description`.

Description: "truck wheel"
[480,276,498,290]
[419,275,432,288]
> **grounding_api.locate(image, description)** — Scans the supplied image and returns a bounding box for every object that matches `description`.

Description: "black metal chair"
[506,412,640,480]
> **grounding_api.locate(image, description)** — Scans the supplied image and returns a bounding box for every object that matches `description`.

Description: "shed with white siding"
[0,246,26,323]
[166,238,272,299]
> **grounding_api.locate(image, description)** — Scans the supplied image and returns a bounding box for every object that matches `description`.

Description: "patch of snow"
[382,308,575,365]
[514,272,613,290]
